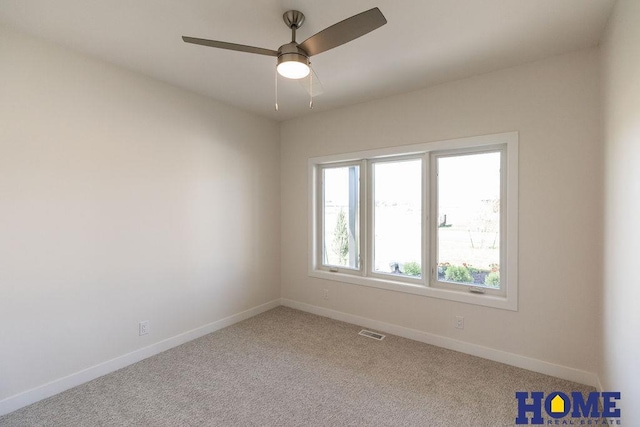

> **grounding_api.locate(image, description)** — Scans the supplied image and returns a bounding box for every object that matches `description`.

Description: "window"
[320,164,360,269]
[431,148,505,296]
[309,132,518,310]
[371,158,423,279]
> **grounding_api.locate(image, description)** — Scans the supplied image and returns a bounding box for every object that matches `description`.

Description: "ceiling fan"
[182,7,387,108]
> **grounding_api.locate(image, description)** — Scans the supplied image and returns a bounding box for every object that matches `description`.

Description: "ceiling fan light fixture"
[277,57,310,79]
[183,7,388,94]
[276,43,310,79]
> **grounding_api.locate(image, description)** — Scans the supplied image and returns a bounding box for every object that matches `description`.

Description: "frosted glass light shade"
[277,60,310,79]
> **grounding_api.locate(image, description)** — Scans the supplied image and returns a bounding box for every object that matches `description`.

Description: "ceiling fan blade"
[182,36,278,57]
[298,67,325,97]
[298,8,387,57]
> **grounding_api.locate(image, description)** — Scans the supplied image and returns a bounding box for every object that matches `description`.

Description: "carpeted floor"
[0,306,594,426]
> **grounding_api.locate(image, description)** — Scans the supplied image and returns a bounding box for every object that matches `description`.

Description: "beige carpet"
[0,306,593,426]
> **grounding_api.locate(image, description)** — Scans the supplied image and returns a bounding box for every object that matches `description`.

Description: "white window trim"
[308,132,518,311]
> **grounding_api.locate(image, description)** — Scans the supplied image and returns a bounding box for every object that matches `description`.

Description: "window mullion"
[364,159,372,277]
[348,166,359,269]
[500,147,508,291]
[423,153,430,286]
[429,153,438,286]
[317,165,325,270]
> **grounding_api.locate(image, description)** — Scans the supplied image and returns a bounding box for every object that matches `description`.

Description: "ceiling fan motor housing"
[277,42,310,67]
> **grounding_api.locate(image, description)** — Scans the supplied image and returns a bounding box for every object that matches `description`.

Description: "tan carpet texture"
[0,307,594,426]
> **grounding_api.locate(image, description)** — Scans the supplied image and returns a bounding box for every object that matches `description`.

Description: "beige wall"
[0,26,280,400]
[601,0,640,420]
[281,48,603,375]
[4,6,633,413]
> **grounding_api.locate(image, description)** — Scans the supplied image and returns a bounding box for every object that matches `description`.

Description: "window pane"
[436,152,501,288]
[373,159,422,277]
[322,165,359,269]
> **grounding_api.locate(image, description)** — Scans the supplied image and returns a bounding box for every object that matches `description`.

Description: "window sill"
[309,269,517,311]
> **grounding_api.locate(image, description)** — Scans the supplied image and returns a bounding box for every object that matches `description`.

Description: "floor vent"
[358,329,385,340]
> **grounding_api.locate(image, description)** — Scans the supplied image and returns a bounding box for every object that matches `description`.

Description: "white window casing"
[308,132,518,311]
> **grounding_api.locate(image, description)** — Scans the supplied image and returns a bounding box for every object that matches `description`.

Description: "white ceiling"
[0,0,615,121]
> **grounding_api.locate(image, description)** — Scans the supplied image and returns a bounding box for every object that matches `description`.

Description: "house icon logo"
[550,394,565,414]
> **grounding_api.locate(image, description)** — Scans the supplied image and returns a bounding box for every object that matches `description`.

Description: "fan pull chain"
[274,66,279,111]
[309,65,314,109]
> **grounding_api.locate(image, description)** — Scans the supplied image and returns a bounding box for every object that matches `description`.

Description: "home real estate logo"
[515,391,621,425]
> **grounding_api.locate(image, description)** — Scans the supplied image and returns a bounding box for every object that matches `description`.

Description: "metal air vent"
[358,329,385,340]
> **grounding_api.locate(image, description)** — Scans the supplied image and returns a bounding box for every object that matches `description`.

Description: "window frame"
[367,154,426,286]
[308,132,518,311]
[316,160,364,275]
[429,145,507,297]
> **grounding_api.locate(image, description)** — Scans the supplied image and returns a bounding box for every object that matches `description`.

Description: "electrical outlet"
[323,289,329,300]
[139,320,149,336]
[455,316,464,330]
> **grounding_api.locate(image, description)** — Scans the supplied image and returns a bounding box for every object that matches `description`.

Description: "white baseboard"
[2,298,602,417]
[0,298,281,417]
[281,298,600,389]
